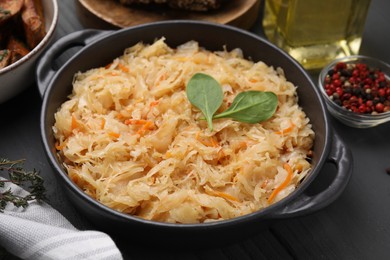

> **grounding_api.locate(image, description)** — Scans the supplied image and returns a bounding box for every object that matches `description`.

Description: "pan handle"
[36,29,112,97]
[266,130,352,219]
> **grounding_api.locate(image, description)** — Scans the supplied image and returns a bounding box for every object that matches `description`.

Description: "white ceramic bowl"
[0,0,58,104]
[318,55,390,128]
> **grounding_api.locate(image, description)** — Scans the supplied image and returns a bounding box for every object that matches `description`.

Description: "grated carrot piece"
[236,141,247,151]
[268,163,293,203]
[202,139,213,146]
[149,100,159,108]
[158,73,166,82]
[55,141,66,151]
[100,118,106,130]
[195,131,219,147]
[210,136,219,147]
[136,121,155,135]
[124,119,155,135]
[117,63,129,73]
[216,149,226,163]
[213,191,239,202]
[71,114,78,131]
[174,57,189,62]
[116,113,125,120]
[108,132,120,138]
[195,131,201,140]
[275,121,295,135]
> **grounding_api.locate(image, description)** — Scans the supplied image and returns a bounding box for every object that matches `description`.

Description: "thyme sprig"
[0,158,46,212]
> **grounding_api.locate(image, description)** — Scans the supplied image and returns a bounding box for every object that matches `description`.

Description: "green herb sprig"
[186,73,278,131]
[0,158,46,212]
[186,73,224,130]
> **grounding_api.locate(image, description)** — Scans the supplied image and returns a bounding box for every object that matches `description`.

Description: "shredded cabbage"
[53,38,314,223]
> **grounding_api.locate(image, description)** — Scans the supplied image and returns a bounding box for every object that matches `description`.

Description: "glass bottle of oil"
[262,0,372,71]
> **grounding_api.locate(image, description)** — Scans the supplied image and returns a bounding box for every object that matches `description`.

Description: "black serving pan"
[37,20,352,247]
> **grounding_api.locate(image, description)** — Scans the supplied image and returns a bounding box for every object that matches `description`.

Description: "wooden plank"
[78,0,260,29]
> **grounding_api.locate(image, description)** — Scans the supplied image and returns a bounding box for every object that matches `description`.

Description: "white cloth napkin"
[0,177,123,260]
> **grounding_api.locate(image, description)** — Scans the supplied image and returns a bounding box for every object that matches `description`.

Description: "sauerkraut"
[53,38,314,223]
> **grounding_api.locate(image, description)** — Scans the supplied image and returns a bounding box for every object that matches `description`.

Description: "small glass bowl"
[318,55,390,128]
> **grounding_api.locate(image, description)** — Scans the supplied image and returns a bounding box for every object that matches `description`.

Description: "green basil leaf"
[213,91,278,123]
[186,73,223,131]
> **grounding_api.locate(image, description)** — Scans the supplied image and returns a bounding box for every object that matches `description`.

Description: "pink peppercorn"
[375,103,384,113]
[323,61,390,115]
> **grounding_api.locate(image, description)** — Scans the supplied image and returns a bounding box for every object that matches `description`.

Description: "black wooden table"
[1,0,390,259]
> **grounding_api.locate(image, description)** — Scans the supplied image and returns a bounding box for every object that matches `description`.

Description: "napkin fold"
[0,177,123,260]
